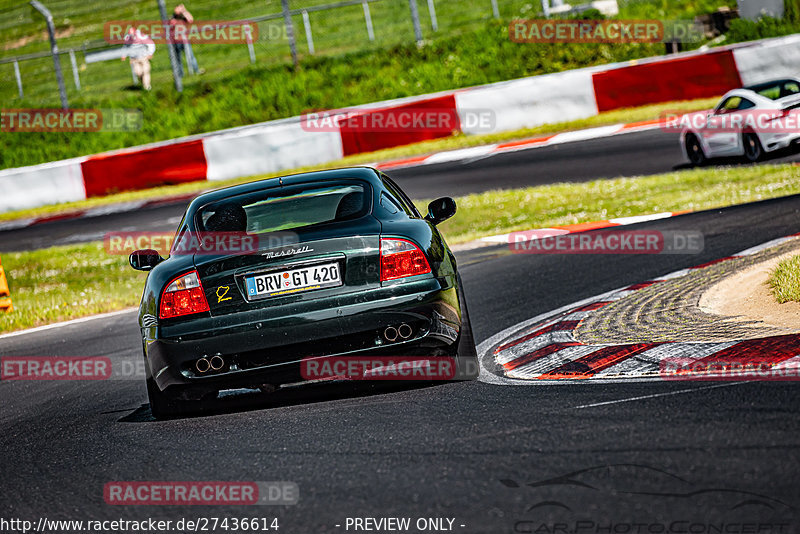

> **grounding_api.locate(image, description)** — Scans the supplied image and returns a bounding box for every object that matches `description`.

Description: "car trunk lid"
[194,225,381,316]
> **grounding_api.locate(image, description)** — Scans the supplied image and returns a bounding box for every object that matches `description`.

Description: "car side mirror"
[425,197,457,225]
[129,249,163,271]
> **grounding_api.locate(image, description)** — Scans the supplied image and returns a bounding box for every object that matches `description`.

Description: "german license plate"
[245,262,341,299]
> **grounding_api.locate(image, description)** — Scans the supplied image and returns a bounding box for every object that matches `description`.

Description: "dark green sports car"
[129,167,477,418]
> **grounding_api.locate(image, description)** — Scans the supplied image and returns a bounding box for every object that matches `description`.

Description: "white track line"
[572,382,749,409]
[0,308,137,340]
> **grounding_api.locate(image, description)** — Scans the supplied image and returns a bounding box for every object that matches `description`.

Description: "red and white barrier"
[2,34,799,214]
[340,94,459,155]
[0,158,87,213]
[455,66,602,134]
[81,139,208,197]
[733,33,800,86]
[592,49,742,112]
[204,121,344,182]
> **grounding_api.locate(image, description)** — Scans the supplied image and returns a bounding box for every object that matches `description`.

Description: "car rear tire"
[146,376,195,419]
[743,132,764,163]
[454,275,479,380]
[685,134,706,166]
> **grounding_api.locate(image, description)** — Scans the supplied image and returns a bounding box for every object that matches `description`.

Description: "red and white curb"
[373,118,666,171]
[477,234,800,385]
[477,210,688,246]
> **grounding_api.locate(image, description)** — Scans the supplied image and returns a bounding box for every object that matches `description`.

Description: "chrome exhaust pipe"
[209,354,225,371]
[384,326,398,342]
[398,323,413,339]
[195,357,210,374]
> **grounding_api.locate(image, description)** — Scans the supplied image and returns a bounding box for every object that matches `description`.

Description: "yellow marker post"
[0,255,13,313]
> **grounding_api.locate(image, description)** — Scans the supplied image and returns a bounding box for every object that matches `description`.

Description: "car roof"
[186,167,383,211]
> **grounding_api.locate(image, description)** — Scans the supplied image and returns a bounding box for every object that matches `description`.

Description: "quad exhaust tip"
[398,323,413,339]
[384,326,398,342]
[195,357,210,373]
[384,323,413,342]
[209,354,225,371]
[196,354,225,374]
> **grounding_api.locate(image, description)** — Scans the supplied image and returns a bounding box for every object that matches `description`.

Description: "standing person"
[169,4,204,76]
[121,27,155,90]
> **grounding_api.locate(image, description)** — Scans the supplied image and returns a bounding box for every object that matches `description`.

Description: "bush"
[786,0,800,22]
[725,16,800,44]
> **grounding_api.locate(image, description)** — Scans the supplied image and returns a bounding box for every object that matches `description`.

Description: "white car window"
[738,98,756,110]
[717,97,740,114]
[716,97,755,114]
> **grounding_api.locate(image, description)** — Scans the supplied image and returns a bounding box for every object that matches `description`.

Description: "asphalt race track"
[2,193,800,530]
[3,128,800,253]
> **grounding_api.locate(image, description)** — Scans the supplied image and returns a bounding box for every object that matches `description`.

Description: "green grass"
[0,95,720,223]
[433,163,800,243]
[0,242,147,332]
[769,254,800,303]
[617,0,736,18]
[2,161,798,334]
[725,16,800,43]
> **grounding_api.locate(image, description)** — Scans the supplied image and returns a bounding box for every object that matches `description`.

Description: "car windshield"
[749,79,800,100]
[196,181,369,235]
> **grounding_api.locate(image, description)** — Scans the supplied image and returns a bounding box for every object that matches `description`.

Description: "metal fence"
[0,0,534,106]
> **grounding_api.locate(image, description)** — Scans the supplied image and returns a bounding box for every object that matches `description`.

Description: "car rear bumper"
[144,276,462,392]
[764,132,800,151]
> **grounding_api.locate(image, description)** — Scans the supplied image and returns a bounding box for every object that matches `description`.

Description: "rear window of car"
[195,181,370,234]
[751,80,800,100]
[381,174,421,218]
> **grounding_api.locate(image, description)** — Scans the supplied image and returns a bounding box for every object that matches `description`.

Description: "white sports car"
[681,78,800,166]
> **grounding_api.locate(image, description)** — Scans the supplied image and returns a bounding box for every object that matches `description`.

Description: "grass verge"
[769,254,800,304]
[0,96,718,224]
[0,243,147,333]
[436,163,800,243]
[2,162,798,334]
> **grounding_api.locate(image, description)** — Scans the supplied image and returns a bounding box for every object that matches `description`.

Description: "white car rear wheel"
[743,132,764,163]
[686,134,706,166]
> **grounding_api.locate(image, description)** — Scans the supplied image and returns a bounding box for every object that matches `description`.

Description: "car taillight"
[159,271,210,319]
[380,238,431,281]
